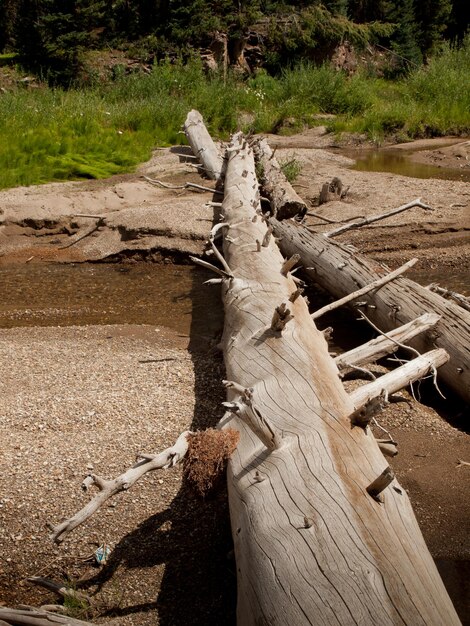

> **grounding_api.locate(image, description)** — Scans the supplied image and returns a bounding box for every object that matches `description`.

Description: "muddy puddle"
[1,262,467,331]
[0,263,223,343]
[344,145,470,183]
[409,268,470,294]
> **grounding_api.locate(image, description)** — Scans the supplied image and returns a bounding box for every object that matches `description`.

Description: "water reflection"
[347,148,470,183]
[0,262,223,336]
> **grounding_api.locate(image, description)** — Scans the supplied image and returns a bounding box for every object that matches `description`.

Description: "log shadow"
[82,208,236,625]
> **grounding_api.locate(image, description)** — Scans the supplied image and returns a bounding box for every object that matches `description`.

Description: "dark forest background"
[0,0,468,85]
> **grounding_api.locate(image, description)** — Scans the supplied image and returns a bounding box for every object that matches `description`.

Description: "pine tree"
[15,0,105,85]
[413,0,452,57]
[0,0,18,50]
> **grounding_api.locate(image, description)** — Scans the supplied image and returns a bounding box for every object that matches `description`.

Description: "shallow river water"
[343,142,470,183]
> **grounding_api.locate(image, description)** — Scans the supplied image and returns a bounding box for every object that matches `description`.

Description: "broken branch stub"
[367,466,395,502]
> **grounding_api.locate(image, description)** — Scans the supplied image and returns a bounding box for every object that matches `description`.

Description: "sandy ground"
[0,133,469,624]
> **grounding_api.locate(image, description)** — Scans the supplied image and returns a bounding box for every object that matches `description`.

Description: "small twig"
[142,176,223,195]
[306,211,337,224]
[190,256,233,279]
[186,163,223,177]
[172,152,199,160]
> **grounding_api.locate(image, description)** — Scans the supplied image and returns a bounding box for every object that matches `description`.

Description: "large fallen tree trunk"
[271,218,470,405]
[215,132,459,625]
[183,109,225,183]
[253,137,307,219]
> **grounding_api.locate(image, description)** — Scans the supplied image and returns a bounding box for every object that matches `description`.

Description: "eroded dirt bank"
[1,135,469,270]
[0,134,469,625]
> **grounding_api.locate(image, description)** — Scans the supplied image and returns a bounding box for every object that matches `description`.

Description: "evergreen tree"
[446,0,469,42]
[0,0,18,50]
[323,0,349,17]
[15,0,105,85]
[383,0,423,70]
[413,0,452,56]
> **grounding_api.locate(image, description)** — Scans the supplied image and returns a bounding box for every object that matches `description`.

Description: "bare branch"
[190,255,233,279]
[50,431,192,543]
[349,349,449,412]
[312,259,417,320]
[325,199,433,238]
[335,313,441,370]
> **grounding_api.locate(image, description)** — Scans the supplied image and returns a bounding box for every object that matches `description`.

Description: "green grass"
[0,38,469,190]
[280,156,303,183]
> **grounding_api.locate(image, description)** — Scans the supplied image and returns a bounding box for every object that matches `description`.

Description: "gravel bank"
[0,324,234,625]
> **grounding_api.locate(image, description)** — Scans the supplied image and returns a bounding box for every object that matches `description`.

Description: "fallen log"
[216,131,459,624]
[183,110,225,183]
[271,218,470,405]
[0,606,95,626]
[252,137,307,219]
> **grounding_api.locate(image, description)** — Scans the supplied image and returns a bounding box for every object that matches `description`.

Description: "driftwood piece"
[0,606,95,626]
[349,348,449,413]
[311,257,417,320]
[183,110,225,182]
[217,131,458,625]
[325,198,432,238]
[376,438,399,457]
[335,312,441,370]
[26,578,91,606]
[318,182,330,205]
[427,283,470,313]
[271,218,470,404]
[50,431,191,543]
[143,176,223,195]
[253,138,307,219]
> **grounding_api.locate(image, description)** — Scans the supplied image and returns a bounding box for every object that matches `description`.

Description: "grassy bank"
[0,38,468,190]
